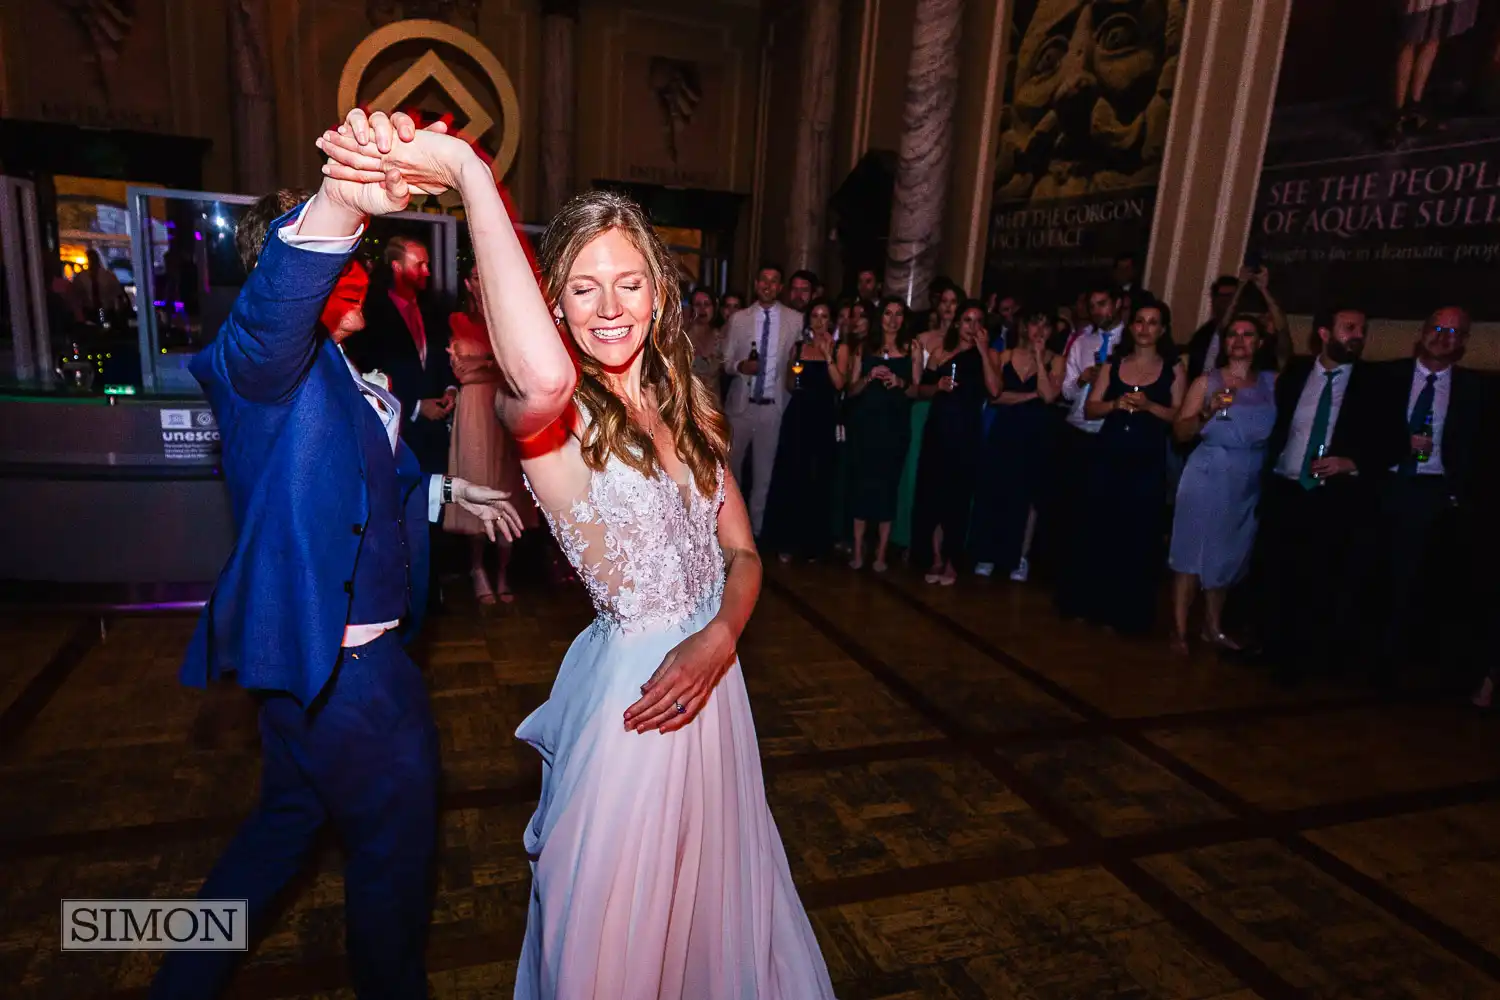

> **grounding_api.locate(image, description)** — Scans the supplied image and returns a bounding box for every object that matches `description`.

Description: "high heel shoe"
[1168,632,1190,655]
[472,568,496,606]
[1199,627,1242,651]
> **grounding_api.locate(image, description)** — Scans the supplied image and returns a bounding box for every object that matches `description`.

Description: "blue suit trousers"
[151,631,440,999]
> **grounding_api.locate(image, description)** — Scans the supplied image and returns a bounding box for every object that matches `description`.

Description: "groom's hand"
[313,110,426,219]
[319,108,480,201]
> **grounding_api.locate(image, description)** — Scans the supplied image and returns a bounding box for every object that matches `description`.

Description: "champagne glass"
[1214,386,1235,420]
[791,355,805,390]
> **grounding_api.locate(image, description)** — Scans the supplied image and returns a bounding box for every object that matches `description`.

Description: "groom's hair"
[236,188,312,273]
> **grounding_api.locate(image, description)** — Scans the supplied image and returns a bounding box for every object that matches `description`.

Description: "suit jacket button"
[344,581,353,594]
[352,524,363,535]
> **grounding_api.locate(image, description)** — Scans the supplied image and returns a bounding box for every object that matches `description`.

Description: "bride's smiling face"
[557,227,656,369]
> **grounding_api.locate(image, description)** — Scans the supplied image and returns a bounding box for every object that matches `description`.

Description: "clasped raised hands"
[315,108,483,214]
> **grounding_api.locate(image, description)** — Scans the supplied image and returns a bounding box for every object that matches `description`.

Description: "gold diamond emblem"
[338,19,520,182]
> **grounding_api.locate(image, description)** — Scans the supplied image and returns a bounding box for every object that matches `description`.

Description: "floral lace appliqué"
[527,461,727,634]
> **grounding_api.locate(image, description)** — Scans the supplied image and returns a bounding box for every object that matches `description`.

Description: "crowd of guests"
[347,235,1498,703]
[690,258,1498,701]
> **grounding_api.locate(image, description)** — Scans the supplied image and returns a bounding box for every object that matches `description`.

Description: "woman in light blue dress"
[1169,315,1279,654]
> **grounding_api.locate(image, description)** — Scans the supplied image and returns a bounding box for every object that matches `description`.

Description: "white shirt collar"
[1415,358,1449,381]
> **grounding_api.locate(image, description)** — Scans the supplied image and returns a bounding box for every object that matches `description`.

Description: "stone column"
[539,0,579,217]
[786,0,841,275]
[228,0,277,195]
[939,0,1011,295]
[1146,0,1294,338]
[884,0,964,307]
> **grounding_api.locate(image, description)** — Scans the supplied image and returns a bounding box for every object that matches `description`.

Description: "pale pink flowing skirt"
[513,601,837,999]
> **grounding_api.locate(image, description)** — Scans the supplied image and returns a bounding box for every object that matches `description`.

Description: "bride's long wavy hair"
[539,190,729,497]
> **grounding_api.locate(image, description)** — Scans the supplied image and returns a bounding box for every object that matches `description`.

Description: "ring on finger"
[673,700,686,714]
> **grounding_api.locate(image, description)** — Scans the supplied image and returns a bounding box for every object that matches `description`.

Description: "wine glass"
[791,356,805,390]
[1214,386,1235,420]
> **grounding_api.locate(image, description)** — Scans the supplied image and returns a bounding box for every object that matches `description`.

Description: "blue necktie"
[753,307,772,401]
[1082,330,1110,406]
[1298,369,1338,490]
[1399,372,1437,475]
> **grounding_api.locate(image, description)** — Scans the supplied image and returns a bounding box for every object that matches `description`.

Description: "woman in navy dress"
[1168,315,1278,653]
[910,301,992,584]
[1079,300,1186,634]
[970,310,1064,581]
[763,299,845,561]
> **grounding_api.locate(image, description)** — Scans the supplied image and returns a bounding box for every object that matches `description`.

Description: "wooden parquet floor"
[3,564,1500,999]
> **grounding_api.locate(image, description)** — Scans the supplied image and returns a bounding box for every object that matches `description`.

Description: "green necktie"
[1298,369,1339,491]
[1398,372,1437,476]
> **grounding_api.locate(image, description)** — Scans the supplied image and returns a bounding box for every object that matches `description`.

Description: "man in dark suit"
[1255,305,1406,679]
[1365,306,1490,682]
[348,234,456,475]
[151,111,521,999]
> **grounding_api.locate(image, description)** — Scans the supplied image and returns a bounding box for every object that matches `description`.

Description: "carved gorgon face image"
[1001,0,1182,198]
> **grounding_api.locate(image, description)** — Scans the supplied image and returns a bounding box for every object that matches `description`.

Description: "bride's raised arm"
[456,160,576,440]
[319,109,575,441]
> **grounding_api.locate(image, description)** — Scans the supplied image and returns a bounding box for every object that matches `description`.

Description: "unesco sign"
[159,408,221,461]
[62,900,249,951]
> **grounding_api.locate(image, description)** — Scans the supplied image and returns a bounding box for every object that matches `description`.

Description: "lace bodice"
[528,457,727,634]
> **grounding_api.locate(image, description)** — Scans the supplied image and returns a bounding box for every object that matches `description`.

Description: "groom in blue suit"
[152,114,520,1000]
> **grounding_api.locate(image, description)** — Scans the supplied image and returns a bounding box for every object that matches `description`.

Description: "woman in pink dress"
[445,263,534,603]
[321,109,836,999]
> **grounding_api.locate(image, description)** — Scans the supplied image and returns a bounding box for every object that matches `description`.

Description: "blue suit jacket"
[181,212,433,708]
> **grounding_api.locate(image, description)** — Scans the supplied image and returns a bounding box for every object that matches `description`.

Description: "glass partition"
[124,188,457,396]
[126,187,258,395]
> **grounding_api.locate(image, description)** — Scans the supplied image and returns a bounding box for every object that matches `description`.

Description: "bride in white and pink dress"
[320,109,836,999]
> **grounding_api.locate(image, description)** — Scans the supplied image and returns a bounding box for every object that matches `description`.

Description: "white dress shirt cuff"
[275,196,365,253]
[428,474,445,523]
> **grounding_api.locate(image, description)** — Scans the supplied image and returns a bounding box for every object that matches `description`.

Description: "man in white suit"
[721,262,804,536]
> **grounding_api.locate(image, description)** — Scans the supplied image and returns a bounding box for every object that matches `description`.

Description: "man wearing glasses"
[1366,306,1487,686]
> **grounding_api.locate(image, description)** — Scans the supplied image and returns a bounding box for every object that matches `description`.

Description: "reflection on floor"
[4,562,1500,999]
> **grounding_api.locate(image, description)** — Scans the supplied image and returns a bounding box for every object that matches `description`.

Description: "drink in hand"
[1215,387,1234,420]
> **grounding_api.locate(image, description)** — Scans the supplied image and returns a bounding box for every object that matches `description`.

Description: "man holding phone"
[1186,253,1293,381]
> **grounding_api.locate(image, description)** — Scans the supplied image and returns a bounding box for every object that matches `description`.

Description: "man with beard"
[1255,306,1402,680]
[1365,307,1489,684]
[786,270,817,313]
[350,235,456,476]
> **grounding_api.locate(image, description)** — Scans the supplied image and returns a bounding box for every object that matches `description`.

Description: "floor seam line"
[867,573,1500,986]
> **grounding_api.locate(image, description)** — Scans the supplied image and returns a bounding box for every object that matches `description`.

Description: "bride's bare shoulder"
[517,402,592,512]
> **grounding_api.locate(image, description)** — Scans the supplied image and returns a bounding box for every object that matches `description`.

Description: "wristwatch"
[442,475,454,504]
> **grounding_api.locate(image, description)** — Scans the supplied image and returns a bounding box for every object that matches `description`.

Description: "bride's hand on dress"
[624,621,737,734]
[450,478,526,543]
